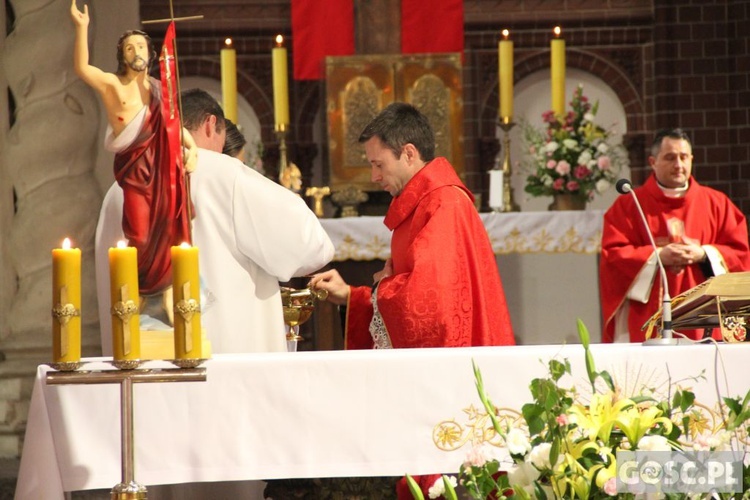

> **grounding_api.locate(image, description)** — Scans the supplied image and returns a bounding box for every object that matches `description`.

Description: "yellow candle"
[498,29,513,120]
[220,38,238,124]
[272,35,290,132]
[51,238,81,363]
[551,26,566,117]
[109,241,140,361]
[171,242,202,359]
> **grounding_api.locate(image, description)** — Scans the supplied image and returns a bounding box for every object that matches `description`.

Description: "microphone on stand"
[615,179,681,345]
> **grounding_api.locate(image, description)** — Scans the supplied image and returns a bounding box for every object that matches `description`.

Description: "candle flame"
[116,240,128,249]
[180,242,192,248]
[275,34,283,47]
[224,37,233,47]
[62,238,72,250]
[502,29,510,40]
[553,26,562,38]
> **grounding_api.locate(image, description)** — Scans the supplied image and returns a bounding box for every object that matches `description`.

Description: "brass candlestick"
[277,128,302,194]
[498,117,520,212]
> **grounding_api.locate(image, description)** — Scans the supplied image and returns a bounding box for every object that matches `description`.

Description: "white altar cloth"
[320,210,603,261]
[16,343,750,499]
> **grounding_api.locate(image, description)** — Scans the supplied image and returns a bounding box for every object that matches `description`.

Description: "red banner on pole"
[159,21,191,242]
[292,0,355,80]
[401,0,464,55]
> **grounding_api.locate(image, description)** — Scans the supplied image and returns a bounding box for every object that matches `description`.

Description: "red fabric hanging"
[401,0,464,55]
[291,0,355,80]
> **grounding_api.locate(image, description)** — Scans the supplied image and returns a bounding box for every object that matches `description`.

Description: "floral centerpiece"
[522,85,627,206]
[407,320,750,499]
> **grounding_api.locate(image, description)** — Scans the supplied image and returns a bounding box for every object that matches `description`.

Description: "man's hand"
[182,129,198,173]
[659,243,706,274]
[70,0,89,28]
[309,269,350,306]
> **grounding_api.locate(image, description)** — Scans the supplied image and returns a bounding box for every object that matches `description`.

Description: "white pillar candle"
[489,170,504,210]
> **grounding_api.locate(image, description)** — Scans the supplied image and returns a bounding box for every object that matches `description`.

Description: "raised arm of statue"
[70,1,112,93]
[70,1,154,137]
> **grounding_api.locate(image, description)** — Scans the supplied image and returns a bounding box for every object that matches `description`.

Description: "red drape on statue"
[291,0,355,80]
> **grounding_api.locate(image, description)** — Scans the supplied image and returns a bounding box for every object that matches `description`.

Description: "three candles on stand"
[52,239,203,366]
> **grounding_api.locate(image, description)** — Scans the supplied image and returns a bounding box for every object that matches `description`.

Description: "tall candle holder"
[277,127,302,194]
[498,117,520,212]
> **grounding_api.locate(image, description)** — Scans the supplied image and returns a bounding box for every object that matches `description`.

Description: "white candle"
[489,170,504,210]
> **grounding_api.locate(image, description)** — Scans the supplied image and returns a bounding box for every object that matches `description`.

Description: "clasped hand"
[659,242,706,274]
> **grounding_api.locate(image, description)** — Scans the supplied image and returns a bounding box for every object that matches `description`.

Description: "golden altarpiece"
[325,53,464,205]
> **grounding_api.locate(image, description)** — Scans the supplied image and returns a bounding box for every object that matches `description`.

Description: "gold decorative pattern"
[112,300,138,323]
[326,53,463,190]
[410,74,452,161]
[175,297,200,320]
[433,405,524,451]
[342,77,381,167]
[51,303,80,325]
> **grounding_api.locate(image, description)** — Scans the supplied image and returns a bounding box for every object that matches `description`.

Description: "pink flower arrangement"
[522,85,627,201]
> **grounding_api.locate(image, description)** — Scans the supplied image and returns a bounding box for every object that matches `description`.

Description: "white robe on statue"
[95,147,335,355]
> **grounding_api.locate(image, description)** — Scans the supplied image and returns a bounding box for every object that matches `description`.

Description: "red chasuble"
[345,157,515,349]
[113,77,192,295]
[600,174,750,342]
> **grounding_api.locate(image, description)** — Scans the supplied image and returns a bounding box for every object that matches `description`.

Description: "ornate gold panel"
[326,53,463,191]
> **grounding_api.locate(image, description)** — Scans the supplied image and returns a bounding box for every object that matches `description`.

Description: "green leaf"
[522,402,545,435]
[533,481,549,500]
[577,318,591,348]
[549,359,567,381]
[549,438,560,474]
[404,474,425,500]
[724,396,742,415]
[598,370,616,392]
[678,389,695,413]
[442,476,458,500]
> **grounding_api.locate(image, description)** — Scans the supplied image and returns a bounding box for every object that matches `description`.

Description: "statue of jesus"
[71,0,196,297]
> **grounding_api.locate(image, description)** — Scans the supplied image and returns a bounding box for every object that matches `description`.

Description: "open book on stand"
[648,271,750,342]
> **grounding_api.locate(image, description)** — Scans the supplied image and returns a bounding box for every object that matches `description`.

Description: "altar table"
[15,343,750,499]
[320,211,604,344]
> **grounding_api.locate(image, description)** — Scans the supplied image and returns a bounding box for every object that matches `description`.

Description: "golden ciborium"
[281,286,328,352]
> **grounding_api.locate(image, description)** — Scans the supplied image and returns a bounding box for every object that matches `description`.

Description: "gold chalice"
[281,286,328,352]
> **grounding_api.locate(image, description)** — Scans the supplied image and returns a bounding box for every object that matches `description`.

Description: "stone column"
[0,0,138,362]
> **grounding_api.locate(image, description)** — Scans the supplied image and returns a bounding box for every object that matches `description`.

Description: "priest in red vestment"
[600,128,750,343]
[310,102,514,349]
